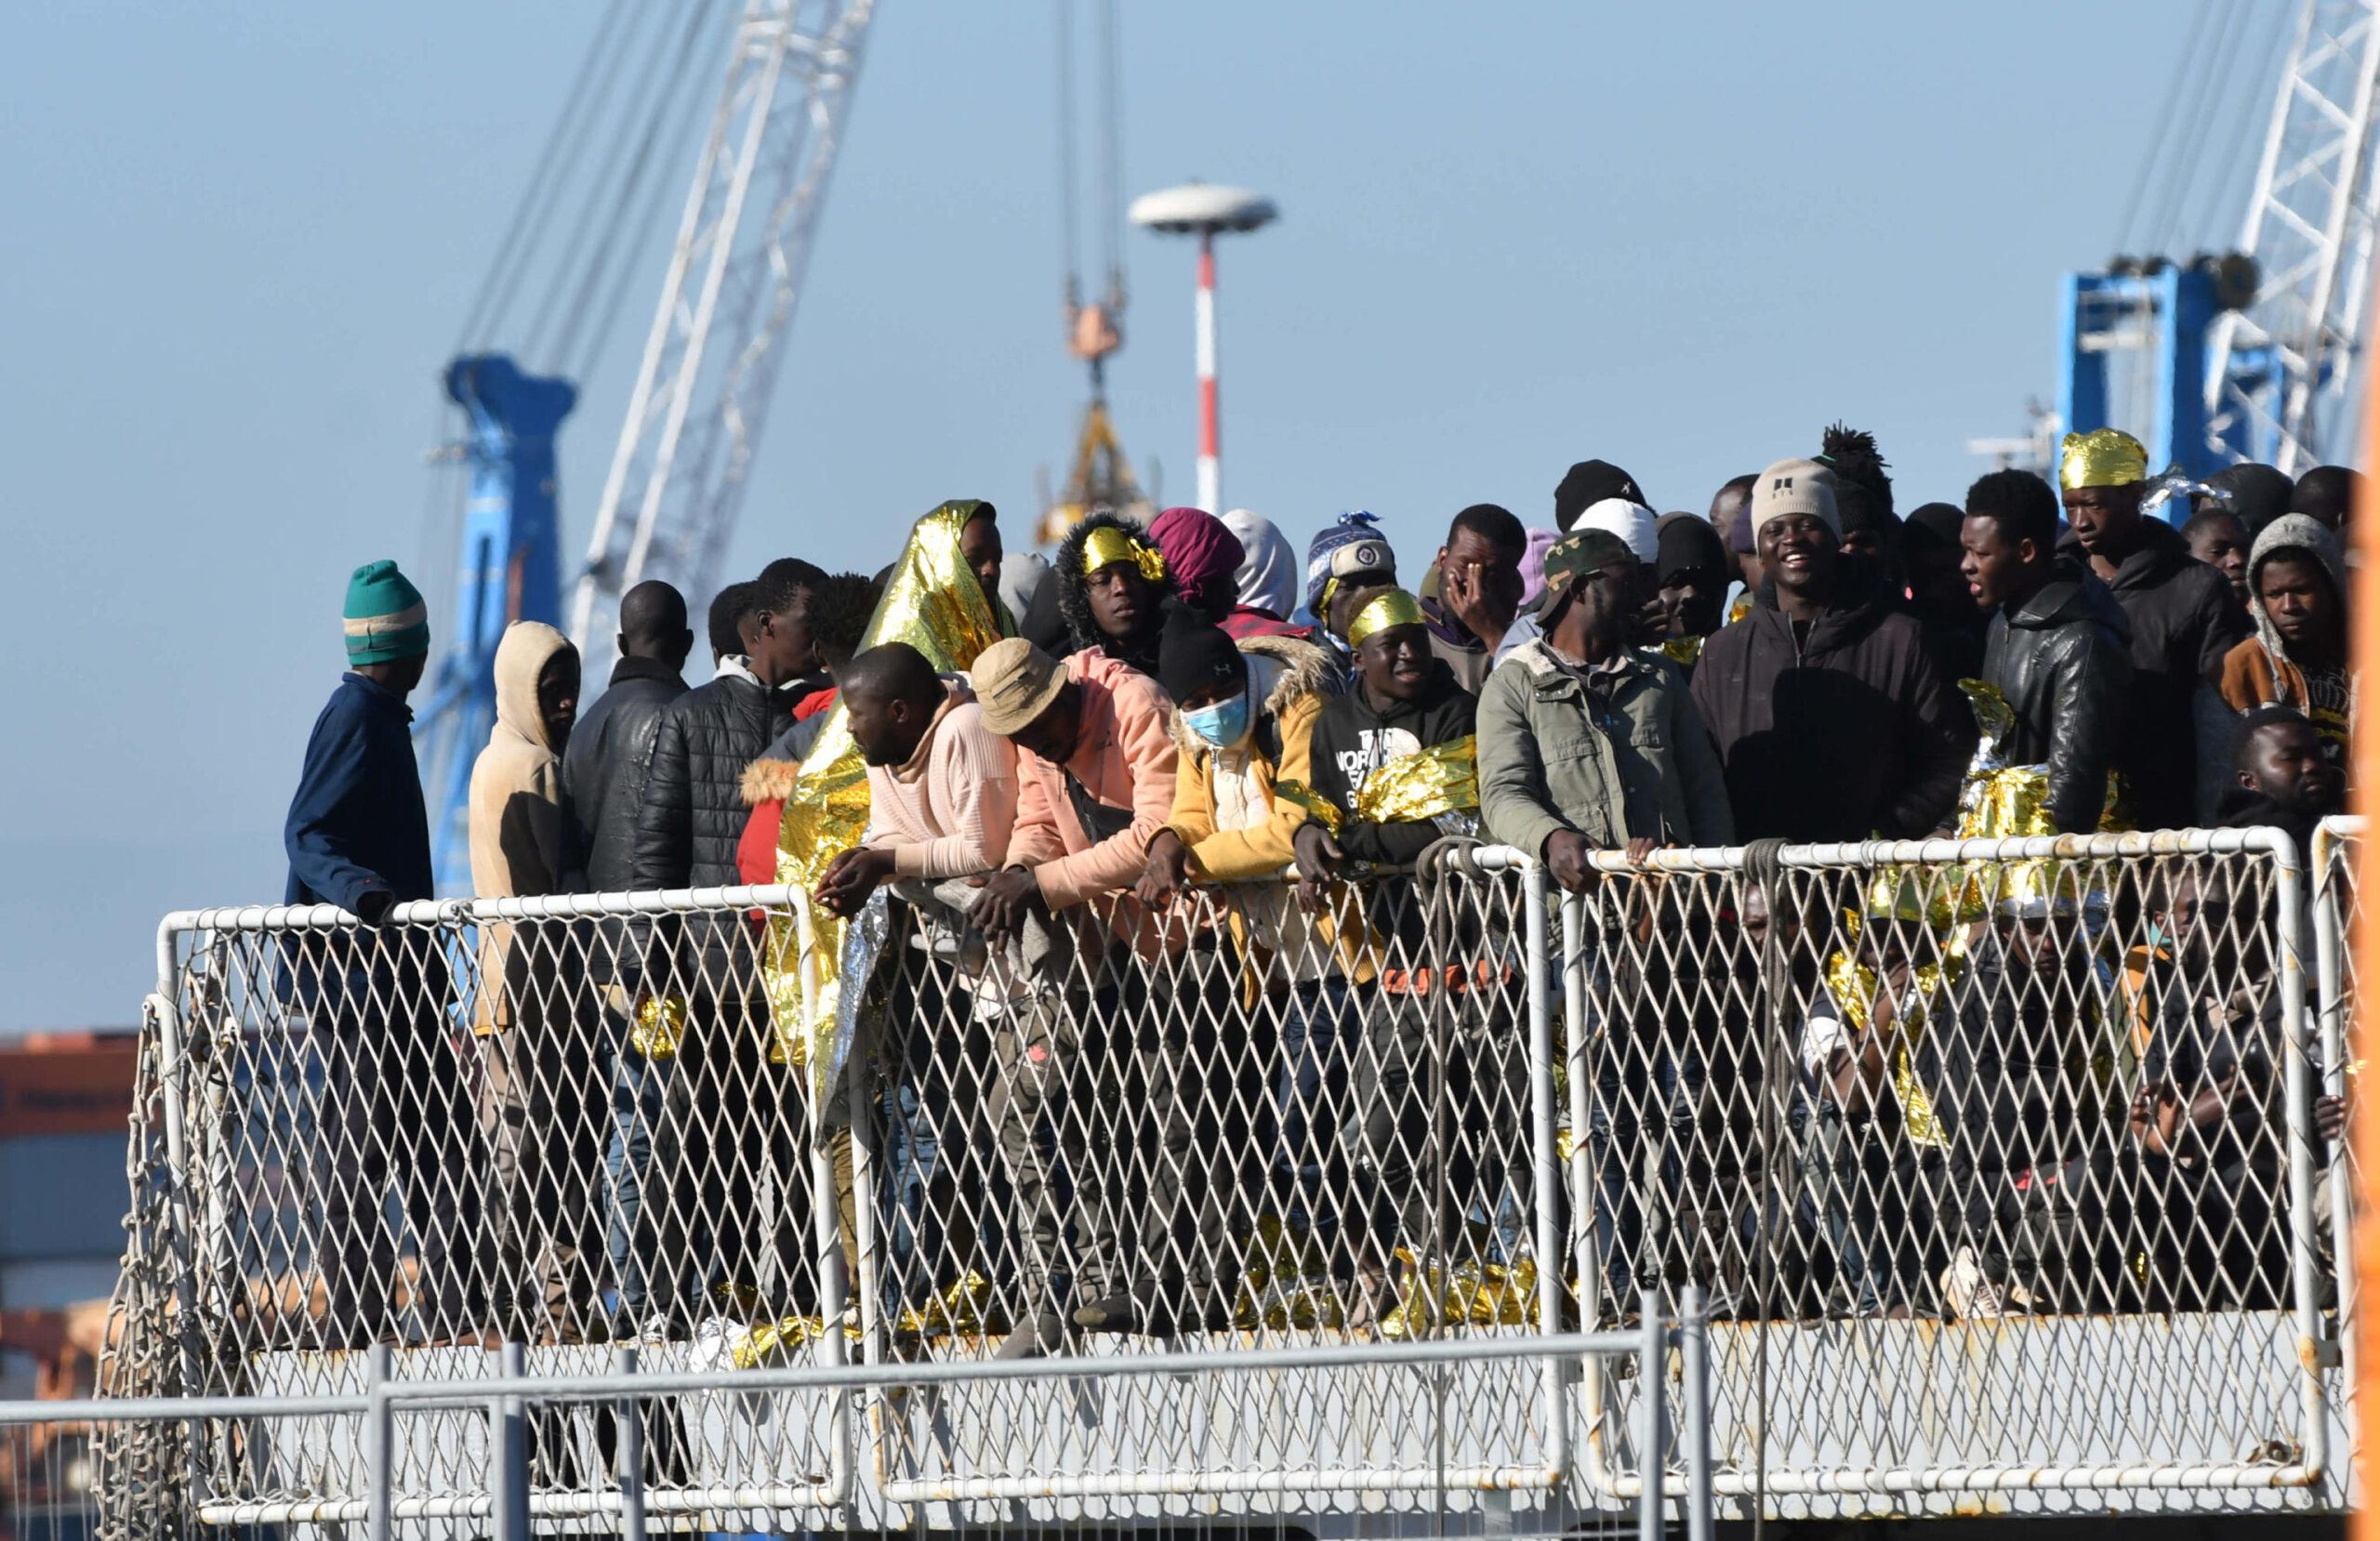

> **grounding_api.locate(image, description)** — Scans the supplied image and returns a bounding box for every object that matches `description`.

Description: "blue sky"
[1,0,2232,1029]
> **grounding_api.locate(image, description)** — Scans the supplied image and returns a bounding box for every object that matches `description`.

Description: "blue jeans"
[602,1042,672,1316]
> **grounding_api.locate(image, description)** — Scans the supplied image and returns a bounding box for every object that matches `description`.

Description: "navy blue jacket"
[280,674,437,1021]
[283,673,435,912]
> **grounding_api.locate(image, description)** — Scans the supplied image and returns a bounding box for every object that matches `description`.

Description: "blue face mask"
[1183,691,1252,749]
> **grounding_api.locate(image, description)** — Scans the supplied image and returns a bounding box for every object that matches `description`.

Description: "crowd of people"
[275,428,2360,1355]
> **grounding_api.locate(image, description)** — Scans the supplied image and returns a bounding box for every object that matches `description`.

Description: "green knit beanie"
[343,560,430,665]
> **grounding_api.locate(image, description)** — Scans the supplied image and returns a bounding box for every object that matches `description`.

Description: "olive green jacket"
[1477,640,1735,860]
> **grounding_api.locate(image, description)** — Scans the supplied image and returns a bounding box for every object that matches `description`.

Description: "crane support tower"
[2059,0,2380,482]
[416,355,576,891]
[2209,0,2380,474]
[569,0,877,676]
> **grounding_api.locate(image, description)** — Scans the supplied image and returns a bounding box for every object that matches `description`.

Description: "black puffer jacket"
[563,656,687,893]
[2056,520,2249,830]
[1691,570,1974,841]
[1981,560,2133,835]
[629,665,778,991]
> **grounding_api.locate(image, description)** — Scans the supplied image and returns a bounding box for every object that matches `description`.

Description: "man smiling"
[1693,457,1971,841]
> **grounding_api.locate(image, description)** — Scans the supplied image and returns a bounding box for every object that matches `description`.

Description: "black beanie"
[1156,603,1245,704]
[1554,459,1648,531]
[1656,514,1726,584]
[2207,462,2296,537]
[1902,501,1965,558]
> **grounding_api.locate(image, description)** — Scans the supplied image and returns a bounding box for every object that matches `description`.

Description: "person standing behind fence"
[1961,469,2133,836]
[2217,513,2353,771]
[811,641,1020,1329]
[629,560,824,1333]
[966,637,1179,1358]
[2059,429,2249,830]
[1477,527,1732,1319]
[1289,585,1481,1324]
[283,560,475,1347]
[466,620,588,1342]
[1693,457,1972,841]
[559,580,692,1337]
[1421,504,1529,692]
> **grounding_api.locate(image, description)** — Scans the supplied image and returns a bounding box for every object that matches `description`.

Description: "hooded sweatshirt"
[2057,517,2249,829]
[2218,512,2352,758]
[1055,510,1174,676]
[468,621,579,1032]
[1691,568,1973,841]
[1007,649,1181,911]
[1223,508,1300,620]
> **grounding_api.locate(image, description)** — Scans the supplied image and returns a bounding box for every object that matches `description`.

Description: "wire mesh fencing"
[1567,828,2345,1510]
[95,833,2355,1530]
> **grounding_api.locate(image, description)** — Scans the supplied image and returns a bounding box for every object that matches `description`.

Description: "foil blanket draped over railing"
[94,826,2354,1531]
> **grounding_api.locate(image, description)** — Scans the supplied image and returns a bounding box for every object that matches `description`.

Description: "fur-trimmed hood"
[1054,508,1174,660]
[1165,632,1334,760]
[740,755,804,808]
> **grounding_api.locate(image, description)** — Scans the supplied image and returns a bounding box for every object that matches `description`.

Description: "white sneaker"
[1939,1245,2009,1321]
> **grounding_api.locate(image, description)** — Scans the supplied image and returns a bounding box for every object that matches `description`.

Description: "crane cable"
[1098,0,1125,303]
[543,0,728,376]
[1056,0,1082,307]
[456,0,641,351]
[2112,0,2220,257]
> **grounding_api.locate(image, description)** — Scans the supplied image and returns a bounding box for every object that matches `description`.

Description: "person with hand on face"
[1962,468,2133,836]
[1477,526,1733,896]
[2218,514,2353,770]
[1054,510,1173,677]
[465,621,591,1341]
[1693,458,1972,842]
[283,560,478,1347]
[1420,504,1528,692]
[2183,507,2254,609]
[1651,513,1730,672]
[961,636,1182,1357]
[2060,429,2250,830]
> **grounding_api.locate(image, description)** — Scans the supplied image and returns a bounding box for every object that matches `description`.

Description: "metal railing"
[96,832,2357,1527]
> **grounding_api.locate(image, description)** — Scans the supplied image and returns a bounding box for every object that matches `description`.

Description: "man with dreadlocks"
[1054,510,1174,678]
[1817,424,1903,592]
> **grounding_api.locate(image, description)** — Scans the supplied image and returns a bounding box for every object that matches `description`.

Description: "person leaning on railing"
[280,560,475,1349]
[810,640,1021,1337]
[965,635,1182,1361]
[1476,522,1733,1321]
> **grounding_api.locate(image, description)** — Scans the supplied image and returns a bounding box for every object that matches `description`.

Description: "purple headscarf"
[1150,507,1245,618]
[1517,527,1560,611]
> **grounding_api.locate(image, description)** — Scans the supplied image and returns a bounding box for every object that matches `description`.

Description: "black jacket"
[629,666,779,988]
[1691,576,1974,841]
[2058,521,2250,830]
[562,656,688,894]
[1304,661,1478,865]
[1982,560,2133,835]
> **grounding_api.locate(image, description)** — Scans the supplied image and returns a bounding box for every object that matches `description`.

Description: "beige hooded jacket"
[469,621,578,1033]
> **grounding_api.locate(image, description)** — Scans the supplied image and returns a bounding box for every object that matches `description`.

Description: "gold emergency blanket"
[1381,1245,1541,1337]
[1657,635,1704,669]
[2058,427,2149,491]
[1822,917,1969,1152]
[766,501,1008,1087]
[1946,679,2126,916]
[1277,736,1479,837]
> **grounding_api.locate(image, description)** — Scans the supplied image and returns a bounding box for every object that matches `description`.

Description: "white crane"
[2208,0,2380,473]
[569,0,877,673]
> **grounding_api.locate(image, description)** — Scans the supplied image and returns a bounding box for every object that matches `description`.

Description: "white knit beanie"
[1570,498,1660,564]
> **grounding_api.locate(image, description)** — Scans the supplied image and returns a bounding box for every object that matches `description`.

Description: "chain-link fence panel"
[115,889,856,1529]
[1567,830,2342,1516]
[2313,813,2362,1480]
